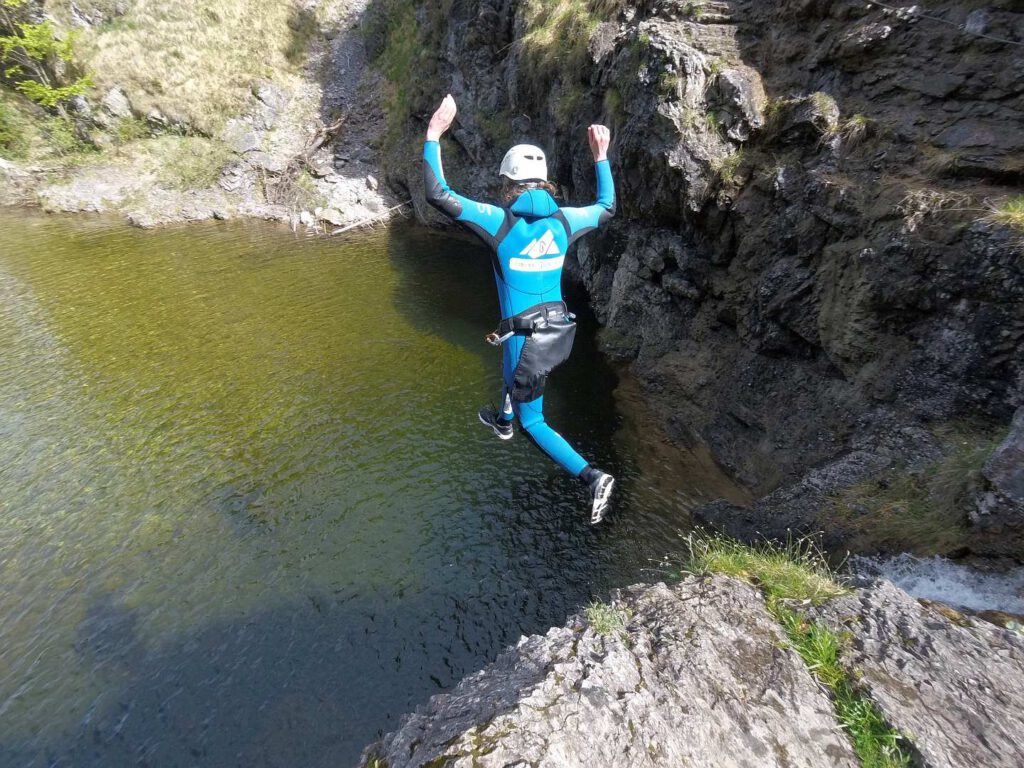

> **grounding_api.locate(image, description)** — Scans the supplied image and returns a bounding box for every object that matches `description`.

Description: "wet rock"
[362,576,858,767]
[814,579,1024,768]
[365,174,378,191]
[101,87,133,119]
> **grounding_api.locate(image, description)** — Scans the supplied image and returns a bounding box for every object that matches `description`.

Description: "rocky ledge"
[361,575,1024,768]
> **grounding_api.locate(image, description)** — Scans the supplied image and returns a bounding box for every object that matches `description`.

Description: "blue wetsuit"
[423,140,615,476]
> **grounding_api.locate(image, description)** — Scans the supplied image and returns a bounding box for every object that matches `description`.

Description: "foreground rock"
[363,575,1024,768]
[814,579,1024,768]
[362,576,858,767]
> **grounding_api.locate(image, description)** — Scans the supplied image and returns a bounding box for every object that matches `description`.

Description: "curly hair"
[500,178,559,204]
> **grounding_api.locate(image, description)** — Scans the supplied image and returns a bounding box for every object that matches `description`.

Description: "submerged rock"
[362,576,858,767]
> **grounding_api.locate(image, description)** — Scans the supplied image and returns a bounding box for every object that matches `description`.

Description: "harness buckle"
[485,330,514,346]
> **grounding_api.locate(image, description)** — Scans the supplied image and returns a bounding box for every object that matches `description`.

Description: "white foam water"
[851,554,1024,615]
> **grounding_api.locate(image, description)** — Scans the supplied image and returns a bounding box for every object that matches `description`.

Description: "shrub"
[0,0,92,108]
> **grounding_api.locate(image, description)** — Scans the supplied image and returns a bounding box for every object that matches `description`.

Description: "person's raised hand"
[587,124,611,162]
[426,94,457,141]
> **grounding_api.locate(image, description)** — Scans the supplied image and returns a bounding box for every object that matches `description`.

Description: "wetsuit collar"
[510,189,558,218]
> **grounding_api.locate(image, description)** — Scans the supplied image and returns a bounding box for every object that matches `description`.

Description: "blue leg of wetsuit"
[502,336,589,477]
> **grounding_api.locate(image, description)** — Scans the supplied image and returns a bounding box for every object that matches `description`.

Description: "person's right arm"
[423,94,505,241]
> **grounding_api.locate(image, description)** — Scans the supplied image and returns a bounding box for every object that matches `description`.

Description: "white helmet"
[499,144,548,182]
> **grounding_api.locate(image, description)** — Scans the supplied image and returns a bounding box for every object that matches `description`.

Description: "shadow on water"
[2,588,559,767]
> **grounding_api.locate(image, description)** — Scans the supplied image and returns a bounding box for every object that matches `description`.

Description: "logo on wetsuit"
[510,230,563,272]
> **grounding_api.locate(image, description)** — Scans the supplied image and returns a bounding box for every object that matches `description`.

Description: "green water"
[0,209,746,766]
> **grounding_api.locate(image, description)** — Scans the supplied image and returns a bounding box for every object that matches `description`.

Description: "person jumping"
[423,94,617,523]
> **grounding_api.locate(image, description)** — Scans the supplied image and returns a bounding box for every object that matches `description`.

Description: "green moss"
[478,109,512,146]
[603,86,626,126]
[369,0,449,147]
[517,0,627,117]
[0,92,30,159]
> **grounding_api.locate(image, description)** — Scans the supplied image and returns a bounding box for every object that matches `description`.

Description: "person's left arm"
[558,125,615,245]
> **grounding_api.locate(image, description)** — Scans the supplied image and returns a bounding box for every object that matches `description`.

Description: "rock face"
[362,575,1024,768]
[973,406,1024,533]
[362,576,858,767]
[376,0,1024,533]
[814,579,1024,768]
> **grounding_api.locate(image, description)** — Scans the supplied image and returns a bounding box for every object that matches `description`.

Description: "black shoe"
[478,407,513,440]
[588,470,615,524]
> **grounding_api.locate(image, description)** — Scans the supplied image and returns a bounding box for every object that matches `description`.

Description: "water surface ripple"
[0,210,746,767]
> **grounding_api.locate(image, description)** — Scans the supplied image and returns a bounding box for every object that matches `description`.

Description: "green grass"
[50,0,319,134]
[985,196,1024,231]
[113,116,151,145]
[153,136,233,190]
[584,600,628,637]
[683,533,846,604]
[825,427,1002,555]
[711,150,743,186]
[517,0,627,119]
[684,534,911,767]
[773,607,912,767]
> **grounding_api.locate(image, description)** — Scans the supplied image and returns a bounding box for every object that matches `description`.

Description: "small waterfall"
[852,554,1024,615]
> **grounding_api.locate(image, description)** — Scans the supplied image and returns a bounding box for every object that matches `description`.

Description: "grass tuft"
[584,600,627,637]
[683,533,846,605]
[984,196,1024,231]
[711,150,743,186]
